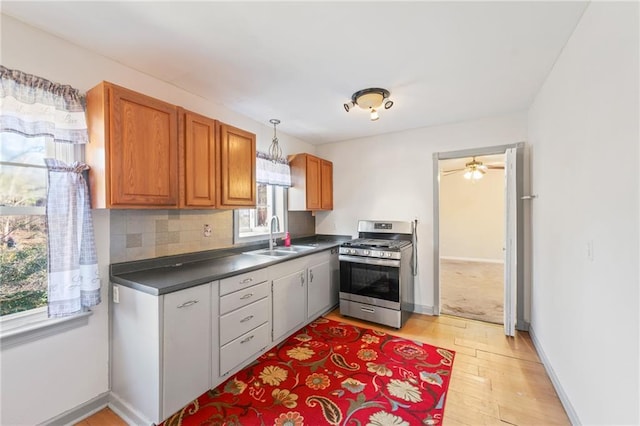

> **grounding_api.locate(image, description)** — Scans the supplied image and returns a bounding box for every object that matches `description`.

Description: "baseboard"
[108,392,152,426]
[40,391,110,426]
[412,304,435,315]
[440,256,504,264]
[529,326,580,425]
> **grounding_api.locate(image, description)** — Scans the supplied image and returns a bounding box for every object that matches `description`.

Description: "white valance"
[256,151,291,187]
[0,66,89,144]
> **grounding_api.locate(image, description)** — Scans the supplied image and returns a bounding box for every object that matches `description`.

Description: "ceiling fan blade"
[486,165,505,170]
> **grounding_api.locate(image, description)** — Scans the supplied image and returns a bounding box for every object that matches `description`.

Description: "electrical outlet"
[203,224,212,237]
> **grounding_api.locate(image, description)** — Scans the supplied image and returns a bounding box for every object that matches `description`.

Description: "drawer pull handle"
[310,270,314,282]
[240,315,254,323]
[177,300,199,308]
[240,293,254,300]
[240,335,254,344]
[360,307,375,313]
[240,278,253,284]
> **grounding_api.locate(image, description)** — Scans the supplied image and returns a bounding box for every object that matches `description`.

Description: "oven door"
[339,255,401,310]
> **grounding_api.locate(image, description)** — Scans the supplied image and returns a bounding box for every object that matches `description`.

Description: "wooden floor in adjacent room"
[79,310,570,426]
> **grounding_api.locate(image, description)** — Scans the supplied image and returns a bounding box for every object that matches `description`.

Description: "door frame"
[432,142,527,330]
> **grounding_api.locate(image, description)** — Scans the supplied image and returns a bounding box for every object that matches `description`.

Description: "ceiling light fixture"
[463,157,488,181]
[268,119,283,163]
[344,88,394,121]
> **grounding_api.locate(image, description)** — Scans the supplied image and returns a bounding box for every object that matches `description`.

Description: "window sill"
[0,307,92,350]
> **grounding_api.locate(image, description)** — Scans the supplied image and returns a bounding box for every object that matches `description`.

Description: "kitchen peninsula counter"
[110,235,350,296]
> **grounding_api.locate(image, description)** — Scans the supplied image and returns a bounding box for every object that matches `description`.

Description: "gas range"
[339,220,417,329]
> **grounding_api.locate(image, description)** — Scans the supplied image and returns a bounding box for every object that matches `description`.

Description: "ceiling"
[2,1,588,145]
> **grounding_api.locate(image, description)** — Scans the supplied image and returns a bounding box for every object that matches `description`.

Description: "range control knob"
[363,250,370,256]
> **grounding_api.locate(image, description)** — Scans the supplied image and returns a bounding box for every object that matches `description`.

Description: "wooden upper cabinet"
[305,155,322,210]
[288,153,333,211]
[86,82,179,208]
[181,110,218,208]
[218,123,256,208]
[320,159,333,210]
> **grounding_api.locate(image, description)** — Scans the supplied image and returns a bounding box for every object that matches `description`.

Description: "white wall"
[0,14,315,424]
[0,210,110,425]
[439,169,505,261]
[528,2,639,425]
[316,112,527,312]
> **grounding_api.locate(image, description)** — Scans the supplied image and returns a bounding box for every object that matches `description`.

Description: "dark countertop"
[110,235,350,296]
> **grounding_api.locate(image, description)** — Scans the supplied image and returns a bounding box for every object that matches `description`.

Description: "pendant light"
[268,119,283,163]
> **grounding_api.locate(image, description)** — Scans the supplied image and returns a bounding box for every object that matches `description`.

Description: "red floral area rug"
[162,318,455,426]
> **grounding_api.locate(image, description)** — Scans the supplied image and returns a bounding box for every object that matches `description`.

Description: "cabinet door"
[307,259,332,320]
[109,85,179,207]
[182,111,217,207]
[305,155,322,210]
[272,268,307,342]
[320,159,333,210]
[163,283,211,419]
[219,123,256,207]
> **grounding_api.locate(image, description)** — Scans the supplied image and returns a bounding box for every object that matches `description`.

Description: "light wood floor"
[78,310,570,426]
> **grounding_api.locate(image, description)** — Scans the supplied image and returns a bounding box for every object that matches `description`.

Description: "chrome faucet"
[269,215,280,251]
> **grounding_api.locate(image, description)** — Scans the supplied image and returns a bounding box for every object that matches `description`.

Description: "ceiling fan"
[441,156,504,180]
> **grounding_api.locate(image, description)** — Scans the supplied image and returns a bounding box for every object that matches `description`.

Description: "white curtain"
[256,151,292,187]
[0,66,100,318]
[45,159,100,317]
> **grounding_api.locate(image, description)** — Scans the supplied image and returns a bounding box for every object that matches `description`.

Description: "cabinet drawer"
[220,269,269,296]
[220,297,269,346]
[220,281,270,315]
[220,322,270,376]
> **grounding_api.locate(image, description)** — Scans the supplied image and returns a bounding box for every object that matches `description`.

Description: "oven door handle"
[339,255,401,268]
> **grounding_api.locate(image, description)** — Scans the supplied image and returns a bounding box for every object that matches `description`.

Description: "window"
[0,135,76,316]
[234,183,287,243]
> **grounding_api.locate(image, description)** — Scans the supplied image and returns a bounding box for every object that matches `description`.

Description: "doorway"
[438,154,506,324]
[432,143,525,335]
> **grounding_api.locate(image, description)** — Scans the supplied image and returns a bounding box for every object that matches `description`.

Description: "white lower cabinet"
[111,281,217,426]
[271,249,340,343]
[307,254,332,320]
[111,247,340,425]
[163,284,213,418]
[217,270,271,378]
[271,257,308,343]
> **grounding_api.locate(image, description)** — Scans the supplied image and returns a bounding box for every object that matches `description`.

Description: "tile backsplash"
[110,210,233,263]
[110,209,316,263]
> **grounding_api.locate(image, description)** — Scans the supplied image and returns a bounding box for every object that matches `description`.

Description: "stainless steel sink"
[273,245,314,252]
[244,245,314,258]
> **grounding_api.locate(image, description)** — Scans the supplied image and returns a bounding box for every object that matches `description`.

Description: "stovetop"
[341,238,411,251]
